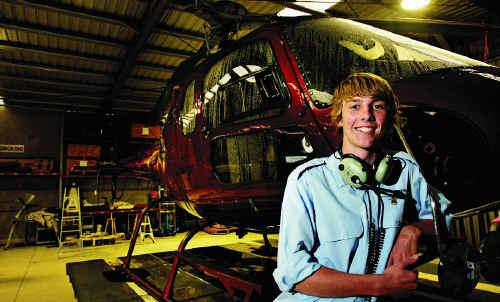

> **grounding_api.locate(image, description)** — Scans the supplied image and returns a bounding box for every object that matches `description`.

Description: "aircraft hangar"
[0,1,499,301]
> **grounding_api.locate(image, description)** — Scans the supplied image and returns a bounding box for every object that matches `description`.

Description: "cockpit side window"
[211,129,314,184]
[202,40,289,129]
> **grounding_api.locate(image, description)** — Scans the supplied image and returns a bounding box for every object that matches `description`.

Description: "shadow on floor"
[67,240,499,302]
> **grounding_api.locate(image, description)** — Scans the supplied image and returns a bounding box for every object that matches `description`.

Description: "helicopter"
[117,14,500,301]
[159,16,500,229]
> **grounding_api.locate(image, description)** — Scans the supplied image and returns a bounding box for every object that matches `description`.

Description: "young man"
[273,73,450,301]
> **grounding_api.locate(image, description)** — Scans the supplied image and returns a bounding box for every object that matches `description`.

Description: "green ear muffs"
[338,153,395,188]
[338,155,370,188]
[374,154,394,184]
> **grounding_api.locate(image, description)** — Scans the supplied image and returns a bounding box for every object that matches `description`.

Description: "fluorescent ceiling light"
[401,0,430,10]
[277,1,337,17]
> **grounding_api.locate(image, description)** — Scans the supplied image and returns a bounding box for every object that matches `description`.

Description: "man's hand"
[387,224,422,267]
[376,256,419,296]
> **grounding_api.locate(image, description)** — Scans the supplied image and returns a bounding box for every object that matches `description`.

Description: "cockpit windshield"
[285,18,489,107]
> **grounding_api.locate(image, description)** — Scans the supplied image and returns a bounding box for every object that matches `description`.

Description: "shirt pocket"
[382,196,405,228]
[316,219,364,271]
[318,221,364,242]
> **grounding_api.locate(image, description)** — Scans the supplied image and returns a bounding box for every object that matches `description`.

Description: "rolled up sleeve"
[273,175,321,292]
[409,163,453,229]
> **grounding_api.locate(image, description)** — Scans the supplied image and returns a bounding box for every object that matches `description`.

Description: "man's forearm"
[294,260,418,298]
[294,266,384,297]
[410,219,434,236]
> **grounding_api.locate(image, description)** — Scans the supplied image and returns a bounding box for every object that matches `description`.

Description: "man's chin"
[357,141,377,149]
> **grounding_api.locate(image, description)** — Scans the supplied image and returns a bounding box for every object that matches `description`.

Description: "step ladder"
[58,183,82,253]
[104,214,117,236]
[134,213,155,243]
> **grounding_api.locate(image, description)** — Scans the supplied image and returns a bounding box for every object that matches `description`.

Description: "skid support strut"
[119,213,262,301]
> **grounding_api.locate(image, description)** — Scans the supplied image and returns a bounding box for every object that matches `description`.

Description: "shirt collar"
[326,151,351,189]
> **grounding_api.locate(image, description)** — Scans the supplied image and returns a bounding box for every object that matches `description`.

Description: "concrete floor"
[0,231,274,302]
[3,232,499,302]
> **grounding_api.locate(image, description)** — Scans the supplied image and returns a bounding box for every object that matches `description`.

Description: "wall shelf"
[0,173,59,176]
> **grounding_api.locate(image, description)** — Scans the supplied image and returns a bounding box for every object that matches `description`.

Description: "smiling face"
[330,73,398,162]
[339,95,388,159]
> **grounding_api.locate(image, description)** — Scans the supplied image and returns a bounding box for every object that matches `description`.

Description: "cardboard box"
[66,159,97,175]
[67,144,101,158]
[131,124,161,139]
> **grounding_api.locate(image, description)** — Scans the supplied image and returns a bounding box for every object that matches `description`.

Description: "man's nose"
[360,105,375,121]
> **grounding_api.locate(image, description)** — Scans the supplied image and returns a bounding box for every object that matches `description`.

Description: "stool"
[134,214,155,243]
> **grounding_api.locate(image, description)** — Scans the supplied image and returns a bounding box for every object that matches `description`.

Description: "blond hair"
[331,73,399,129]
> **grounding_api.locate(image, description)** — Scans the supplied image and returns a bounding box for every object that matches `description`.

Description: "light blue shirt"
[273,151,451,302]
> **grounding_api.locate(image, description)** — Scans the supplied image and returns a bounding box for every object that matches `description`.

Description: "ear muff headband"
[338,153,394,188]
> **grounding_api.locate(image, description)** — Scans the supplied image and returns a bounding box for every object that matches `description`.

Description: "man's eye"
[350,104,360,110]
[374,104,386,110]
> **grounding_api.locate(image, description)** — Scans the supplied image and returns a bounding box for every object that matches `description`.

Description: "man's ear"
[337,118,343,128]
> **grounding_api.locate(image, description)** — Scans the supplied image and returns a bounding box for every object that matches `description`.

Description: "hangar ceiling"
[0,0,498,120]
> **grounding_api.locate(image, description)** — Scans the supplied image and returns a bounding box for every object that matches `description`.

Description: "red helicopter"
[117,15,500,301]
[159,16,500,228]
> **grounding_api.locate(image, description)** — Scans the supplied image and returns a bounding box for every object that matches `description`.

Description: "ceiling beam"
[121,87,162,94]
[4,100,151,113]
[0,41,177,74]
[0,75,161,100]
[3,103,96,113]
[469,0,500,23]
[0,87,156,104]
[0,58,169,84]
[0,73,109,90]
[113,99,156,105]
[136,61,177,73]
[2,0,138,31]
[155,24,205,41]
[121,86,164,94]
[0,58,113,78]
[106,0,172,112]
[0,17,126,49]
[0,86,103,100]
[0,17,196,59]
[144,45,195,59]
[5,98,100,108]
[0,58,170,84]
[112,106,153,113]
[0,40,121,66]
[128,75,169,84]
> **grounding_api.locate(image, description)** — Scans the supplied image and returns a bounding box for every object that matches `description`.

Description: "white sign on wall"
[0,144,25,153]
